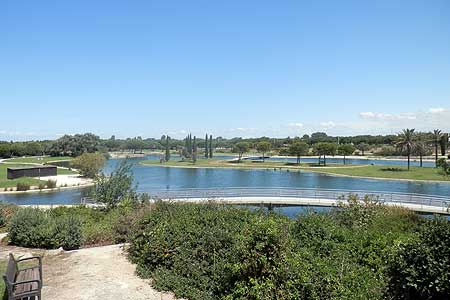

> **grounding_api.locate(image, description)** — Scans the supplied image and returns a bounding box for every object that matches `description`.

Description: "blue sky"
[1,0,450,140]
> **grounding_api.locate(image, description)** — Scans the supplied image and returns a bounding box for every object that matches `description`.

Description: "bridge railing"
[148,187,450,211]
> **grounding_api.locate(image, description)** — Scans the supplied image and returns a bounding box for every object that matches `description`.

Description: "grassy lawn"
[304,165,450,182]
[0,164,43,188]
[0,162,78,189]
[141,159,450,182]
[4,156,72,164]
[141,158,340,169]
[0,259,5,298]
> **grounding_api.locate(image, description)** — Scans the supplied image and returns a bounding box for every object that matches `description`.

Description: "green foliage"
[128,201,425,300]
[16,182,30,191]
[8,208,82,249]
[232,142,250,161]
[70,152,105,178]
[49,133,101,157]
[386,218,450,299]
[288,141,309,164]
[6,205,141,249]
[338,144,356,164]
[256,141,272,162]
[437,158,450,176]
[45,179,57,189]
[209,135,213,158]
[56,215,82,250]
[93,160,137,209]
[313,142,337,165]
[165,136,171,161]
[356,142,370,156]
[396,128,416,170]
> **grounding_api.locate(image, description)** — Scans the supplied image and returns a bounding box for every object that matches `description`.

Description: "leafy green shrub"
[129,202,256,299]
[16,182,30,191]
[129,201,428,300]
[386,218,450,299]
[8,208,83,249]
[38,182,46,190]
[45,179,57,189]
[56,215,82,250]
[8,208,59,248]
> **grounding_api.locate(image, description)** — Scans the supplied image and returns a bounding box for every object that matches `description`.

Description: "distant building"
[7,165,57,179]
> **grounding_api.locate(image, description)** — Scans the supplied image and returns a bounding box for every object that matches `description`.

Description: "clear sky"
[1,0,450,140]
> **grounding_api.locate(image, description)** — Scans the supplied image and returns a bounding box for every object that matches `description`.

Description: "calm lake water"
[1,156,449,206]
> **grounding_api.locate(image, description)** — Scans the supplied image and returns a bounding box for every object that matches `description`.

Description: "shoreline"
[0,182,94,195]
[140,162,450,184]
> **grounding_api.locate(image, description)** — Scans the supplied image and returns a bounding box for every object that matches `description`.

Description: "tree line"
[1,131,448,165]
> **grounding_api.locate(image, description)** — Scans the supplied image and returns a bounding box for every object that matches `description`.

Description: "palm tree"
[397,128,416,170]
[432,129,442,167]
[414,141,427,168]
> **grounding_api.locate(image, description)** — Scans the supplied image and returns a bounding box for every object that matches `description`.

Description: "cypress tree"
[165,136,171,161]
[209,135,213,158]
[188,134,192,155]
[205,133,209,158]
[193,136,197,163]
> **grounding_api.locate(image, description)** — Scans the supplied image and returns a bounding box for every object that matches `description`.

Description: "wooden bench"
[2,253,42,300]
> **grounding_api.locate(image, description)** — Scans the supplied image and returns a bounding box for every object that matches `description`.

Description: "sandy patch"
[44,174,93,187]
[42,244,179,300]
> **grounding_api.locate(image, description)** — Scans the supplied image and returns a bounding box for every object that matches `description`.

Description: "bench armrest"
[16,256,42,266]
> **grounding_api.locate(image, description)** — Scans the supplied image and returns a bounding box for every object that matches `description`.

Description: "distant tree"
[192,136,197,164]
[432,129,442,167]
[165,136,171,161]
[70,152,105,178]
[288,141,309,164]
[413,141,428,168]
[205,134,209,158]
[396,128,416,170]
[441,133,449,156]
[209,135,213,158]
[356,143,370,156]
[0,143,12,158]
[256,141,271,162]
[313,142,337,166]
[437,158,450,177]
[310,132,332,144]
[338,144,356,165]
[233,142,250,162]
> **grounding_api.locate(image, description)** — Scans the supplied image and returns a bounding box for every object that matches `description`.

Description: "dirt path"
[1,239,178,300]
[42,244,177,300]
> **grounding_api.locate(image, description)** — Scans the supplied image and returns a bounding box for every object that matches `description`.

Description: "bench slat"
[14,268,40,295]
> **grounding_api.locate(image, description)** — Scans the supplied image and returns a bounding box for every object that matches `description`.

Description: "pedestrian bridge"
[145,187,450,215]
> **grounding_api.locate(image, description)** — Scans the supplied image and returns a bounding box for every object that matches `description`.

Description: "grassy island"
[141,158,450,182]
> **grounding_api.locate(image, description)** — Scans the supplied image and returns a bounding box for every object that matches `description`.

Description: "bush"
[386,218,450,299]
[129,201,427,300]
[16,182,30,191]
[46,179,57,189]
[8,208,82,249]
[93,160,138,209]
[56,215,82,250]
